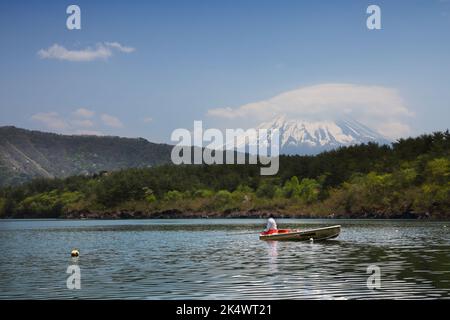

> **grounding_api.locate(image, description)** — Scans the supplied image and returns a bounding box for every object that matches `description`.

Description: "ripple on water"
[0,219,449,299]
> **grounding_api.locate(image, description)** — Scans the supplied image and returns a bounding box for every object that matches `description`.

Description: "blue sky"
[0,0,449,143]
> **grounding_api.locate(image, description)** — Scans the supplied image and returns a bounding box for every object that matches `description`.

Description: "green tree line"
[0,131,449,218]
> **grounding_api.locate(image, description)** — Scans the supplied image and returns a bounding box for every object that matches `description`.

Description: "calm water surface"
[0,219,449,299]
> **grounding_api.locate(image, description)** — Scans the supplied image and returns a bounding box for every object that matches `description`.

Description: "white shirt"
[266,217,277,231]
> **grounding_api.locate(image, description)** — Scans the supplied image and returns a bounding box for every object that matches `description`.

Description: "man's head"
[268,213,275,219]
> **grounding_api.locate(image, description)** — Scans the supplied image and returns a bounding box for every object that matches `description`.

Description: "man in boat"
[263,213,278,235]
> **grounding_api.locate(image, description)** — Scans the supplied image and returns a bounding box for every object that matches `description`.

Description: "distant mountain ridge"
[0,126,172,186]
[231,116,391,155]
[0,119,392,186]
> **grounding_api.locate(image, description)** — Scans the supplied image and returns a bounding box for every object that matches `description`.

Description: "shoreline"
[2,209,444,220]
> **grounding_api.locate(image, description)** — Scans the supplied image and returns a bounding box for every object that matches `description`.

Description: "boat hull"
[259,225,341,241]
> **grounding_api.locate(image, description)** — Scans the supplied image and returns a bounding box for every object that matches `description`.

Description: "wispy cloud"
[208,83,414,139]
[37,42,135,62]
[38,44,111,62]
[104,42,135,53]
[70,119,94,128]
[72,108,95,118]
[101,114,124,128]
[31,112,68,130]
[31,109,125,135]
[143,117,153,123]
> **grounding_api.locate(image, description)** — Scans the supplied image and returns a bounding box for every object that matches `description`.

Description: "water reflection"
[266,240,279,274]
[0,219,449,299]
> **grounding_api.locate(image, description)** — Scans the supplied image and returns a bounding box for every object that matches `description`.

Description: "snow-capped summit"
[231,115,391,155]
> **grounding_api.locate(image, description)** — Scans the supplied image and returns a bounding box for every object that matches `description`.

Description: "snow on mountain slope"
[230,115,391,155]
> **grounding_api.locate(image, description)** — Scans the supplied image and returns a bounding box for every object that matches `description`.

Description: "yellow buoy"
[71,249,79,257]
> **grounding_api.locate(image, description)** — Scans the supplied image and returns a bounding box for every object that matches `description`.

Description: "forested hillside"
[0,131,448,219]
[0,126,172,186]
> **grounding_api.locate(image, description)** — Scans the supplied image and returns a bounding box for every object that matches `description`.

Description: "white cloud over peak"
[378,122,411,139]
[37,42,135,62]
[101,114,124,128]
[207,83,414,139]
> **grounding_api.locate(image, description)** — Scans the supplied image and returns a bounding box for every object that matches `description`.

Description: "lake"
[0,219,449,299]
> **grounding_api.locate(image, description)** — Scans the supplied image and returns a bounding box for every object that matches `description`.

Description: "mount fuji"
[231,115,391,155]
